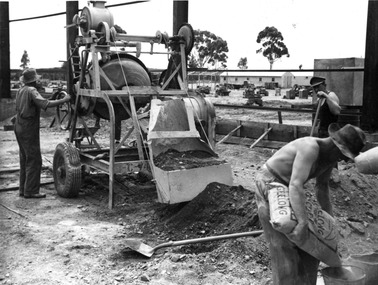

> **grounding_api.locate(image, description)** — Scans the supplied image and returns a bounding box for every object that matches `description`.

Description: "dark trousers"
[14,122,42,195]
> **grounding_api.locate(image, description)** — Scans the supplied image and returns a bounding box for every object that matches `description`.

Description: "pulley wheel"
[76,77,97,117]
[96,21,111,45]
[177,23,195,55]
[53,142,82,198]
[51,91,72,130]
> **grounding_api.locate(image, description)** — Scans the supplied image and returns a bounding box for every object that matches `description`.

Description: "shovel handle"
[310,98,325,137]
[153,230,264,251]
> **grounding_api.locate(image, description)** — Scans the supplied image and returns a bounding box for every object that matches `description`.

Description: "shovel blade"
[124,239,155,258]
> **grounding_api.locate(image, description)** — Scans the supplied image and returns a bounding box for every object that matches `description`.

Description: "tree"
[20,50,30,70]
[237,57,248,69]
[256,26,289,70]
[188,56,199,69]
[188,30,229,69]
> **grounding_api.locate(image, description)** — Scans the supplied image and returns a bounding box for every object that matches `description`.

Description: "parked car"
[243,87,263,106]
[255,86,269,96]
[215,85,231,96]
[196,85,211,95]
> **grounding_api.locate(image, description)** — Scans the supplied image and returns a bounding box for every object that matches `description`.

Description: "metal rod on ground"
[0,179,54,192]
[216,125,242,145]
[250,127,273,149]
[0,203,27,218]
[310,98,325,137]
[0,165,49,173]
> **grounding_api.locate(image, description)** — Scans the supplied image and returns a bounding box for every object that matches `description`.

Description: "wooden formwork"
[215,119,312,149]
[216,119,378,150]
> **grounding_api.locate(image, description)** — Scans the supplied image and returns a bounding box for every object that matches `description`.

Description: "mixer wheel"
[53,142,82,198]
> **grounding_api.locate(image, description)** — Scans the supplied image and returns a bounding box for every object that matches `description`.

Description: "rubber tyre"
[53,142,82,198]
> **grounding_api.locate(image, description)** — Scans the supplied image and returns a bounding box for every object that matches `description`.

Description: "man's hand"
[62,92,71,103]
[286,221,309,247]
[58,91,71,103]
[317,91,328,99]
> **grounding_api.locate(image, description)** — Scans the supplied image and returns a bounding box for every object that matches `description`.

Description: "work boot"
[24,193,46,199]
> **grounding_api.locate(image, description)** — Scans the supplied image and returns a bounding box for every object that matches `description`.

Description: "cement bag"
[355,146,378,174]
[267,182,297,233]
[267,183,342,267]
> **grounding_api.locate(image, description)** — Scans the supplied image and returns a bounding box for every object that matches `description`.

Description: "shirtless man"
[254,123,366,285]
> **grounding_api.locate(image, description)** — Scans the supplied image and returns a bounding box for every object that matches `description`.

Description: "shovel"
[124,230,264,257]
[310,97,326,137]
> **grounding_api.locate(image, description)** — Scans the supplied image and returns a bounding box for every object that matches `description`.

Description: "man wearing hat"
[14,68,71,198]
[254,123,366,284]
[310,76,341,138]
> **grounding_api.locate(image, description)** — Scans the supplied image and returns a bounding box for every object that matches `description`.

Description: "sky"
[7,0,369,71]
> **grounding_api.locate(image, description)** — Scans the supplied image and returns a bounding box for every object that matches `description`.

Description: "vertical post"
[66,1,78,95]
[180,43,188,90]
[173,0,188,35]
[0,2,11,99]
[361,0,378,131]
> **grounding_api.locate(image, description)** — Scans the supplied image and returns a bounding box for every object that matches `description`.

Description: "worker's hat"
[20,68,41,84]
[328,123,366,159]
[310,76,326,87]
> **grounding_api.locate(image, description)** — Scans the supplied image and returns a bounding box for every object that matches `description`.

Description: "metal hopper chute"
[148,97,233,204]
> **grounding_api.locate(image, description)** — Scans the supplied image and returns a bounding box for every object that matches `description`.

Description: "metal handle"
[153,230,264,251]
[310,98,325,137]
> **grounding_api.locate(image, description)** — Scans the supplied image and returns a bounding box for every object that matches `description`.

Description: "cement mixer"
[52,1,233,208]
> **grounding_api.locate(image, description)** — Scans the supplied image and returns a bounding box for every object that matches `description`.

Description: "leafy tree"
[237,57,248,69]
[189,30,229,69]
[188,55,199,69]
[256,26,289,70]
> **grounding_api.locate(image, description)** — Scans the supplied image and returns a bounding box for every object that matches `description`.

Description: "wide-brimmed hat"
[310,76,326,88]
[20,68,41,84]
[328,123,366,159]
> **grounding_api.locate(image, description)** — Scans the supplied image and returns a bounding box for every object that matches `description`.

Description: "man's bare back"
[265,136,338,187]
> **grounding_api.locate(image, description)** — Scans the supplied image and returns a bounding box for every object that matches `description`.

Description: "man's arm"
[318,91,341,115]
[47,92,71,108]
[286,140,319,245]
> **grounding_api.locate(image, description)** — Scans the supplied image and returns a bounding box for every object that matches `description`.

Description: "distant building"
[220,71,313,89]
[11,67,66,82]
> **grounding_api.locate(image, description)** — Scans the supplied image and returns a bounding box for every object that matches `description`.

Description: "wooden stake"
[250,127,273,149]
[216,125,242,145]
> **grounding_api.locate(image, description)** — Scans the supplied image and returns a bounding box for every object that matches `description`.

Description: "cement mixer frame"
[52,1,232,209]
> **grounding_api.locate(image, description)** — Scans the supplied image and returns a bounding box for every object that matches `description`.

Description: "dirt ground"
[1,89,378,285]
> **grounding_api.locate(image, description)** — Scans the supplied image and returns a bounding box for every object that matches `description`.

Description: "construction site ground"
[1,89,378,285]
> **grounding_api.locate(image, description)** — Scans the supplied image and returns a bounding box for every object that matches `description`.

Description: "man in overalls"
[310,76,341,138]
[14,68,71,198]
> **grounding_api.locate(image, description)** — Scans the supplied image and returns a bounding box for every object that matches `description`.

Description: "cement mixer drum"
[79,55,151,121]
